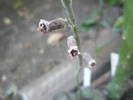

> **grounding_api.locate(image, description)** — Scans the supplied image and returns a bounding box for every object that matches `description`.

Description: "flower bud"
[83,53,96,69]
[67,36,80,58]
[37,18,66,34]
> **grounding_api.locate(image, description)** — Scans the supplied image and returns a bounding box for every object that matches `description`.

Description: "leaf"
[47,32,65,46]
[80,9,101,30]
[100,20,111,28]
[114,16,124,27]
[106,0,121,5]
[113,16,124,32]
[80,23,97,30]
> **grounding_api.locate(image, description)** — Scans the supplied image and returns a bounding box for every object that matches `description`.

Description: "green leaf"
[113,16,124,32]
[80,9,100,30]
[80,23,97,30]
[114,16,124,27]
[106,0,121,5]
[100,20,111,28]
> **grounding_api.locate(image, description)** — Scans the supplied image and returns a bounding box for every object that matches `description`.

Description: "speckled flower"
[37,18,66,34]
[67,36,80,58]
[37,19,50,34]
[83,53,96,69]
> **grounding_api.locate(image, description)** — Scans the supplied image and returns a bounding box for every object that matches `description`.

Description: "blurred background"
[1,0,132,100]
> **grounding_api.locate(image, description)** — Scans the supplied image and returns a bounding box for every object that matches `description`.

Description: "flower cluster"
[37,18,96,69]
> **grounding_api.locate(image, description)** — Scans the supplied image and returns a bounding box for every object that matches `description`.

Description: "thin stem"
[61,0,83,99]
[61,0,82,66]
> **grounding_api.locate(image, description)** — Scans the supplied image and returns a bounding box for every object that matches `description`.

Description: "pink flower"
[67,36,80,58]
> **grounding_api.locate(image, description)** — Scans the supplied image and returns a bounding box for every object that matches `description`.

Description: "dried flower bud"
[37,18,66,34]
[83,53,96,69]
[67,36,80,58]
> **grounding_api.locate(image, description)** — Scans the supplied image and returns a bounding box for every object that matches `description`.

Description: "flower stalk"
[61,0,83,99]
[61,0,82,66]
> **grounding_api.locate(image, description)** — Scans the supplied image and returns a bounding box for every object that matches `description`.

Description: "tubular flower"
[37,18,66,34]
[37,19,49,34]
[83,53,96,69]
[67,36,80,58]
